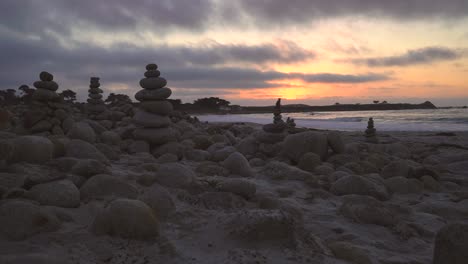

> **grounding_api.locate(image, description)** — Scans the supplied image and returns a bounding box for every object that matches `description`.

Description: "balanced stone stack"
[365,117,378,143]
[133,63,178,146]
[22,71,71,135]
[262,98,287,134]
[87,77,106,120]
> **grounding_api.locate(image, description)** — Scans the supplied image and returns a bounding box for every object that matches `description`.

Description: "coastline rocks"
[135,88,172,101]
[155,163,194,188]
[80,174,138,201]
[433,223,468,264]
[298,152,322,173]
[133,110,171,128]
[66,122,96,143]
[217,178,256,199]
[331,174,389,201]
[381,160,411,179]
[339,195,397,227]
[133,127,179,145]
[139,100,173,115]
[65,139,109,164]
[327,131,346,154]
[200,192,246,210]
[139,184,175,219]
[91,198,159,240]
[0,199,60,241]
[262,161,316,181]
[282,131,328,162]
[27,179,80,208]
[222,152,253,177]
[8,136,54,164]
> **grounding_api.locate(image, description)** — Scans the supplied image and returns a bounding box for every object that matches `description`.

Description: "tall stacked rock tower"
[133,63,178,145]
[23,71,70,135]
[87,77,106,119]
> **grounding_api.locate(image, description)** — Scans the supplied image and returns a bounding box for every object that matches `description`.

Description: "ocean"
[197,108,468,132]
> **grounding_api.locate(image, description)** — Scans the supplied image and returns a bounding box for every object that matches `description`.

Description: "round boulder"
[28,179,80,208]
[80,174,138,201]
[155,163,195,188]
[433,223,468,264]
[281,131,328,162]
[8,136,54,164]
[223,152,253,177]
[67,122,96,143]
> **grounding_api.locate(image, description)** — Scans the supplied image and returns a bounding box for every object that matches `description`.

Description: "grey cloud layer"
[347,47,462,67]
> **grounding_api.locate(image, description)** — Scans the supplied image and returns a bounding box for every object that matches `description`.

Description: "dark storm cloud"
[345,47,462,67]
[231,0,468,25]
[296,73,389,83]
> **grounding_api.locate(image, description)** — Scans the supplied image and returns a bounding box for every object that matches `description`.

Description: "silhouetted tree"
[105,93,132,106]
[168,99,182,107]
[58,89,77,102]
[373,100,379,104]
[0,89,19,105]
[381,101,388,104]
[335,102,340,105]
[18,85,35,103]
[193,97,230,109]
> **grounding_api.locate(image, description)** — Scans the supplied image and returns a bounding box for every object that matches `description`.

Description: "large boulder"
[155,163,195,188]
[0,200,60,240]
[331,174,389,201]
[282,131,328,162]
[70,159,110,178]
[80,174,138,201]
[217,178,256,199]
[27,179,80,208]
[8,136,54,164]
[139,184,175,219]
[433,223,468,264]
[91,198,159,240]
[339,195,398,227]
[222,152,253,177]
[298,152,322,173]
[65,139,109,164]
[100,131,121,145]
[66,122,96,143]
[133,127,179,145]
[261,161,316,181]
[381,160,411,179]
[327,131,346,154]
[235,137,258,156]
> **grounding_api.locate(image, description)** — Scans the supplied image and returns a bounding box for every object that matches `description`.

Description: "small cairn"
[365,117,378,143]
[133,63,179,146]
[262,98,287,133]
[22,71,70,135]
[87,77,106,120]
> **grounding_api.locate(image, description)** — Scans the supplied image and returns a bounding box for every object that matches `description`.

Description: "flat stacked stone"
[23,71,70,135]
[87,77,106,119]
[365,117,378,143]
[133,64,178,145]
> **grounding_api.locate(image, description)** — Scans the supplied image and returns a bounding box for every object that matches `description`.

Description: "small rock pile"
[22,71,72,135]
[87,77,106,120]
[365,117,378,143]
[133,63,178,147]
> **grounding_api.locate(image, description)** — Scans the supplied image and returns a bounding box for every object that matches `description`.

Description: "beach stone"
[65,139,109,164]
[329,241,374,264]
[262,123,287,133]
[184,149,210,161]
[100,131,121,145]
[146,63,158,70]
[30,120,52,133]
[0,253,72,264]
[96,143,120,160]
[157,153,178,163]
[133,127,179,145]
[152,142,184,159]
[144,70,161,78]
[61,117,74,133]
[421,175,440,191]
[433,223,468,264]
[282,131,328,162]
[200,192,246,210]
[192,134,214,150]
[235,137,259,156]
[67,122,96,143]
[331,175,389,201]
[70,159,110,178]
[218,178,256,199]
[327,131,346,154]
[39,71,53,81]
[381,160,411,179]
[223,152,253,177]
[0,199,60,241]
[196,161,229,176]
[33,80,58,91]
[92,198,159,239]
[89,93,103,100]
[0,173,26,191]
[211,145,237,162]
[135,88,172,101]
[298,152,322,173]
[384,177,412,194]
[139,184,175,219]
[133,110,171,128]
[262,161,316,181]
[28,179,80,208]
[80,174,138,201]
[8,136,54,164]
[32,88,60,101]
[139,100,173,115]
[127,140,150,154]
[155,163,194,188]
[254,130,286,144]
[340,195,397,227]
[139,77,167,90]
[0,140,14,160]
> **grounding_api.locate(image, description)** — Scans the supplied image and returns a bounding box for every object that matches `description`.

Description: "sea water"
[197,108,468,131]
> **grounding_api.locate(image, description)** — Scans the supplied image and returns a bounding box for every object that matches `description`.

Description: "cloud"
[345,47,462,67]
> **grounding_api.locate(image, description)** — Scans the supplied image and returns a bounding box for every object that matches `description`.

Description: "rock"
[381,160,411,179]
[135,87,172,101]
[80,174,138,201]
[433,223,468,264]
[218,178,256,199]
[30,120,52,133]
[184,149,210,161]
[139,100,173,115]
[70,159,110,178]
[96,143,120,160]
[133,127,179,145]
[340,195,398,227]
[48,136,69,157]
[254,130,286,144]
[421,175,440,191]
[329,241,374,264]
[262,161,316,181]
[8,136,54,164]
[27,180,80,208]
[65,139,109,164]
[33,80,58,91]
[0,140,14,160]
[155,163,195,188]
[249,158,265,167]
[139,184,175,219]
[91,198,159,239]
[157,153,178,163]
[0,173,26,190]
[196,161,229,176]
[139,77,167,89]
[100,131,121,145]
[282,131,328,162]
[67,122,96,143]
[223,152,253,177]
[32,88,59,101]
[200,192,246,210]
[133,110,171,128]
[211,145,237,162]
[61,117,74,133]
[298,152,322,173]
[262,123,287,133]
[0,199,60,240]
[127,140,150,154]
[327,131,346,154]
[235,137,258,156]
[331,175,389,201]
[152,142,184,159]
[0,253,71,264]
[192,134,214,150]
[314,164,335,176]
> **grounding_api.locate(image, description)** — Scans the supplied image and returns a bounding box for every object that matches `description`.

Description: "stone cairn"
[133,63,178,146]
[87,77,106,120]
[365,117,378,143]
[22,71,71,135]
[263,98,287,134]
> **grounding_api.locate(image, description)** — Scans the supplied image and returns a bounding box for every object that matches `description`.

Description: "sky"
[0,0,467,106]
